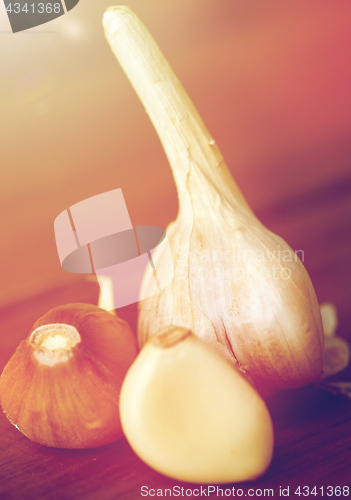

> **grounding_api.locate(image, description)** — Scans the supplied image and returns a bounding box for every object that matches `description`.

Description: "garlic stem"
[96,275,115,313]
[86,275,116,314]
[103,7,252,216]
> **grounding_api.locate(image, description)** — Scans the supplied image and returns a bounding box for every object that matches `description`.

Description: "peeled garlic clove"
[0,303,138,449]
[103,7,324,396]
[120,325,274,484]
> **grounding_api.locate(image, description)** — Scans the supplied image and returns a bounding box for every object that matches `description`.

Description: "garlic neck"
[103,7,253,216]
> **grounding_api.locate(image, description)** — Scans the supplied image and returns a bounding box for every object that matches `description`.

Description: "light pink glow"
[70,189,133,247]
[54,210,78,264]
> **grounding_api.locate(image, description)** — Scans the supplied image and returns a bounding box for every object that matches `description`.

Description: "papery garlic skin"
[0,303,138,449]
[103,7,324,396]
[120,326,274,484]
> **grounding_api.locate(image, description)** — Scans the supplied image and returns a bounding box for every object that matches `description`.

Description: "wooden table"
[1,178,351,498]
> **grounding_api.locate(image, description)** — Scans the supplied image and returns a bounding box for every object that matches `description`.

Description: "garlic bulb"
[103,7,324,395]
[0,303,138,448]
[120,325,274,484]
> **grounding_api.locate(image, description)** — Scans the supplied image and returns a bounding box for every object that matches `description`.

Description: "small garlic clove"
[120,325,274,484]
[322,335,350,379]
[0,303,138,449]
[318,302,350,381]
[320,302,338,337]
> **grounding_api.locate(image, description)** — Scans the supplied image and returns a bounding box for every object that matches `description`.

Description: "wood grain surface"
[1,177,351,499]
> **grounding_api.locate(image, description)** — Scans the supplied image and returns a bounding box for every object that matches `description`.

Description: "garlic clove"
[120,325,274,484]
[322,335,350,379]
[320,302,338,337]
[318,303,350,379]
[103,7,324,396]
[0,303,138,449]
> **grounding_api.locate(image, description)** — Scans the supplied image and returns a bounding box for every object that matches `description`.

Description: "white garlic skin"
[120,328,274,484]
[139,206,324,396]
